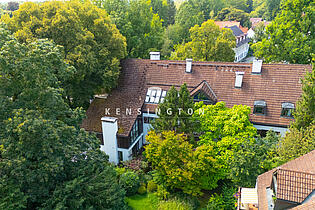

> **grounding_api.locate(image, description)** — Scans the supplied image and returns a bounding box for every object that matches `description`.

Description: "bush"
[158,199,193,210]
[119,171,140,196]
[155,185,170,200]
[147,180,158,193]
[115,167,126,178]
[138,183,147,194]
[207,194,225,210]
[207,184,237,210]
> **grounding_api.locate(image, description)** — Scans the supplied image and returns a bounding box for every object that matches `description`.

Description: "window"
[193,91,213,104]
[145,87,167,104]
[281,102,294,118]
[144,117,155,124]
[118,151,123,162]
[253,100,267,115]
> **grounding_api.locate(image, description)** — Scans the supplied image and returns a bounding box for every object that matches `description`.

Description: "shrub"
[119,171,140,196]
[158,199,193,210]
[155,185,170,200]
[207,184,237,210]
[137,183,147,195]
[147,180,158,193]
[207,194,225,210]
[115,167,126,178]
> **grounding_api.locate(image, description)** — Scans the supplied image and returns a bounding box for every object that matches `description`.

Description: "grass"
[126,193,159,210]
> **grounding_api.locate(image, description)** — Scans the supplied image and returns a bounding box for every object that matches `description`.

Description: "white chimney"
[235,72,245,88]
[150,52,160,60]
[186,58,192,73]
[252,59,263,74]
[101,117,118,164]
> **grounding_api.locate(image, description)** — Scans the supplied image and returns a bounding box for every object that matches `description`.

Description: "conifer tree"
[152,84,194,135]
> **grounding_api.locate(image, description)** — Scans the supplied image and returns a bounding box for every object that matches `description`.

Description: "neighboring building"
[248,18,272,39]
[215,21,250,62]
[238,150,315,210]
[81,55,311,164]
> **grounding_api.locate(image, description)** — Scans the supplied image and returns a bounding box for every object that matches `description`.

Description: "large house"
[238,150,315,210]
[81,54,311,164]
[215,21,250,62]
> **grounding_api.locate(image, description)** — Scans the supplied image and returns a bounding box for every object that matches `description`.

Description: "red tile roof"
[275,169,315,203]
[215,21,241,28]
[257,150,315,210]
[82,59,311,137]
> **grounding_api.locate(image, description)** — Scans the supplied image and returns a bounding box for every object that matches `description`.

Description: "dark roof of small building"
[257,150,315,210]
[81,59,311,137]
[226,25,245,37]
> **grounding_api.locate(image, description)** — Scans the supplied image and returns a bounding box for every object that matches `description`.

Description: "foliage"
[151,0,177,26]
[252,22,267,42]
[2,1,127,108]
[0,26,126,209]
[145,131,224,196]
[158,198,194,210]
[252,0,314,64]
[138,183,147,194]
[152,84,195,136]
[226,0,249,11]
[194,101,257,175]
[265,0,281,19]
[171,20,235,62]
[278,125,315,164]
[293,69,315,129]
[229,130,280,187]
[95,0,164,59]
[216,7,250,28]
[147,180,158,193]
[207,184,237,210]
[119,171,141,196]
[156,184,170,200]
[7,2,19,11]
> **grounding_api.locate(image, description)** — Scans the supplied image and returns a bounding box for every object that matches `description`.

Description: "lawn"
[126,193,159,210]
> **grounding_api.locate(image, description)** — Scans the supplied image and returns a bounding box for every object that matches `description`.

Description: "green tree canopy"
[252,0,314,64]
[93,0,164,59]
[170,20,235,62]
[216,7,250,27]
[193,102,257,174]
[145,131,224,196]
[0,25,126,209]
[2,0,127,108]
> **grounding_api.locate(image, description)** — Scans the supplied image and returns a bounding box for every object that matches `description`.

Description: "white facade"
[101,117,119,164]
[118,134,144,162]
[247,28,255,39]
[234,43,249,62]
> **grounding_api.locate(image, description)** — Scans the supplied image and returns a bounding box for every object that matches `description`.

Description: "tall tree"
[193,102,257,174]
[252,0,314,64]
[93,0,164,58]
[276,67,315,164]
[2,1,127,108]
[170,20,235,62]
[0,25,126,209]
[152,84,195,136]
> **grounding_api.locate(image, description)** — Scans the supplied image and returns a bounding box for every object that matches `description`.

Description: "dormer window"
[253,100,267,115]
[281,103,294,118]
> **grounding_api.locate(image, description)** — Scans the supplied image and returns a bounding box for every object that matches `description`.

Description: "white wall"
[234,43,249,62]
[101,117,119,164]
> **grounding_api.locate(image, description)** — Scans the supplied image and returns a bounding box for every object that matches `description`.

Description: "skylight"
[145,87,167,104]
